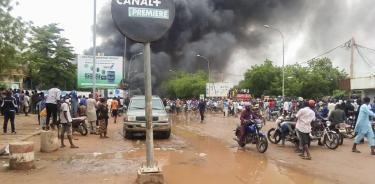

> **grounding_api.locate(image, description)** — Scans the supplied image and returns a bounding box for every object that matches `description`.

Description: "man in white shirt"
[23,92,30,116]
[60,96,78,148]
[296,100,316,160]
[46,83,61,130]
[283,99,291,115]
[327,100,336,117]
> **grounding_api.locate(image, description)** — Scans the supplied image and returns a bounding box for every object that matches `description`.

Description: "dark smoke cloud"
[86,0,375,92]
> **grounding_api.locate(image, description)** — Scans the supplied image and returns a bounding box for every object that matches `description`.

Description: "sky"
[11,0,107,54]
[10,0,375,85]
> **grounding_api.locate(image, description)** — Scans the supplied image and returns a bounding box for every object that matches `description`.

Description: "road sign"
[111,0,175,43]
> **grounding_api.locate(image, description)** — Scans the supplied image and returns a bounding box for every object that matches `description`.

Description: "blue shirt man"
[352,97,375,155]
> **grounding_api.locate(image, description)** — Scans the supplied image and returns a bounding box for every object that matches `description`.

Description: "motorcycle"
[71,117,88,136]
[267,113,299,147]
[327,121,345,146]
[342,113,356,139]
[234,119,268,153]
[310,118,340,149]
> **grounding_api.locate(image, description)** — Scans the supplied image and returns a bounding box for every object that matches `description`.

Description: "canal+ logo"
[117,0,162,7]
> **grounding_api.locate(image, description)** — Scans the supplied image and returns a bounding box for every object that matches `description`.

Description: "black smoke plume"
[86,0,375,93]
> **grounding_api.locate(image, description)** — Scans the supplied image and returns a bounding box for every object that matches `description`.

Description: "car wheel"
[162,130,171,139]
[124,130,132,139]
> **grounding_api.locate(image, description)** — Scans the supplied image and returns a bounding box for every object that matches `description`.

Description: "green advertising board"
[77,55,123,89]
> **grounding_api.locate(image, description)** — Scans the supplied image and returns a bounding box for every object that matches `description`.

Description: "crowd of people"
[243,96,375,159]
[0,83,131,148]
[3,86,375,156]
[164,95,375,160]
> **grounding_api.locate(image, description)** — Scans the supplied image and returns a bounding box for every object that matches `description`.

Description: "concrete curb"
[21,131,42,141]
[0,131,41,156]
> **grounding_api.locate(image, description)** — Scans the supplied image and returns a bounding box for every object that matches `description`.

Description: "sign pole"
[111,0,175,181]
[144,42,155,169]
[92,0,97,95]
[123,37,128,99]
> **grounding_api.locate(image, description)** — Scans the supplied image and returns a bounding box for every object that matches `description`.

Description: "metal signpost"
[111,0,175,181]
[92,0,97,95]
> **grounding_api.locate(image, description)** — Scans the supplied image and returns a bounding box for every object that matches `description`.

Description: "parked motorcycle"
[310,118,340,149]
[71,117,88,136]
[235,119,268,153]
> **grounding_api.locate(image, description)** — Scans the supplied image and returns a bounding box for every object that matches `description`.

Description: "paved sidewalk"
[0,114,41,152]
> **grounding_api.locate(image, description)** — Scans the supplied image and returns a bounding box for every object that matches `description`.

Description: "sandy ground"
[1,112,375,184]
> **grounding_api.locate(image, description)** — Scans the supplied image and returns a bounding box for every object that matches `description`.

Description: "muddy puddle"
[2,114,335,184]
[54,119,333,184]
[161,126,333,184]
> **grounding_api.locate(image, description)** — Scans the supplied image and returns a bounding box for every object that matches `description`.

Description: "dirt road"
[1,113,374,184]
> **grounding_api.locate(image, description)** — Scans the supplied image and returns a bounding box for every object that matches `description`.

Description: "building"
[351,76,375,100]
[0,69,26,89]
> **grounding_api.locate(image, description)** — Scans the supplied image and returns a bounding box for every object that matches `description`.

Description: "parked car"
[123,95,171,139]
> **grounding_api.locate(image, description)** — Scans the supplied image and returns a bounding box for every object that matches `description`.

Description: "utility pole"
[350,37,355,78]
[264,25,285,100]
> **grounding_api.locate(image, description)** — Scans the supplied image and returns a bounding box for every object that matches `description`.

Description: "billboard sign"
[206,82,234,97]
[77,55,123,89]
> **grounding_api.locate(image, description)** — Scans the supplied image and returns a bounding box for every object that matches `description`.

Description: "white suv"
[123,95,171,139]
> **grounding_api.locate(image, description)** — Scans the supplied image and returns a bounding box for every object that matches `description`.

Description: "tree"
[238,59,282,97]
[0,0,28,74]
[302,58,347,98]
[238,58,348,98]
[159,71,208,99]
[26,24,76,90]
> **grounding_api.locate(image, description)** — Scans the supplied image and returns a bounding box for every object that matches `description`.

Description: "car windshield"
[129,99,164,110]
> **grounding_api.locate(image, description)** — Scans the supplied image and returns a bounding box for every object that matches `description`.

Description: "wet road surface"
[1,113,374,184]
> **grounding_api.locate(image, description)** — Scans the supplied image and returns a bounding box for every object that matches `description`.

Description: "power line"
[297,40,350,65]
[356,44,375,54]
[355,45,375,69]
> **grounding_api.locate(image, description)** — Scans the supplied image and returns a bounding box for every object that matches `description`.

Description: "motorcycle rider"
[296,100,316,160]
[328,104,346,129]
[237,103,258,146]
[279,120,297,146]
[319,102,329,118]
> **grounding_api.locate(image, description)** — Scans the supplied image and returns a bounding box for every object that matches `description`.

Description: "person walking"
[70,90,79,118]
[198,99,206,123]
[36,93,47,129]
[223,99,229,117]
[59,96,78,148]
[23,91,30,116]
[79,95,87,116]
[1,90,17,134]
[111,97,119,123]
[97,98,109,138]
[30,91,37,114]
[352,97,375,155]
[295,100,316,160]
[86,94,97,134]
[283,99,291,115]
[19,91,25,114]
[46,83,61,130]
